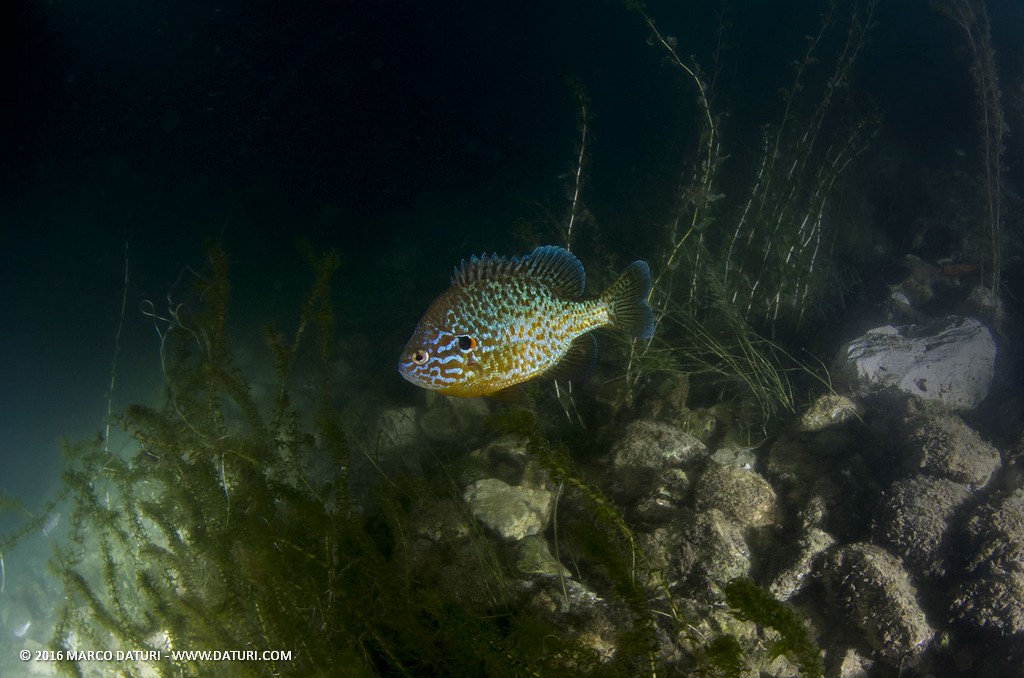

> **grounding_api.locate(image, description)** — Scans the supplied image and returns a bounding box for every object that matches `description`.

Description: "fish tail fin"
[603,260,654,339]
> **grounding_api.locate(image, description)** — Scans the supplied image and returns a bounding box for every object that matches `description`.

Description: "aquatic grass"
[614,261,798,433]
[933,0,1007,309]
[722,0,879,327]
[646,0,878,329]
[562,75,591,254]
[625,0,723,317]
[608,0,878,426]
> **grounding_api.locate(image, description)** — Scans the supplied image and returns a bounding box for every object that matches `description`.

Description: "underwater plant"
[603,0,879,428]
[719,0,879,327]
[22,241,824,677]
[932,0,1007,304]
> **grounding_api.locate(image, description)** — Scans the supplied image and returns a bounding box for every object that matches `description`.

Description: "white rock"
[833,316,995,410]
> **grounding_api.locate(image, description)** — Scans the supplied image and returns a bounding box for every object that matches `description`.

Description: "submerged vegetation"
[0,244,821,677]
[601,1,882,430]
[635,0,879,327]
[932,0,1007,306]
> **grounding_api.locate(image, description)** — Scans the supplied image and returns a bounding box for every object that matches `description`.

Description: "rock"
[418,392,489,445]
[963,490,1024,576]
[951,571,1024,636]
[873,476,971,580]
[832,316,996,410]
[632,468,690,525]
[764,654,802,678]
[610,420,707,502]
[516,535,571,578]
[678,601,762,676]
[765,434,878,542]
[795,394,864,432]
[523,579,621,664]
[818,543,933,662]
[693,462,778,529]
[965,284,1005,328]
[709,444,758,468]
[768,527,836,600]
[463,478,552,542]
[834,647,875,678]
[668,509,752,591]
[407,497,474,544]
[901,409,1001,487]
[375,407,419,450]
[764,435,817,494]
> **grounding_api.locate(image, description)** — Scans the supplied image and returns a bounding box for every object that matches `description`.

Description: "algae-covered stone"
[835,647,874,678]
[610,420,707,501]
[523,579,621,664]
[407,497,474,544]
[463,478,552,542]
[709,444,757,468]
[517,535,571,578]
[764,435,816,491]
[375,407,419,450]
[963,489,1024,576]
[818,543,933,661]
[873,476,971,580]
[903,410,1001,487]
[796,394,864,432]
[418,391,489,445]
[951,571,1024,636]
[693,462,778,529]
[670,509,751,591]
[768,527,835,600]
[632,468,690,525]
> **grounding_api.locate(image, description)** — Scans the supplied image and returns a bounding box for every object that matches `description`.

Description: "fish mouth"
[397,357,428,387]
[397,363,418,385]
[397,357,449,391]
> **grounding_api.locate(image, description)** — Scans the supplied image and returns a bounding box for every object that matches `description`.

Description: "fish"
[398,245,654,398]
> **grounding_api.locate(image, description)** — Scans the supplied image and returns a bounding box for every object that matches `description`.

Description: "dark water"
[2,0,1023,672]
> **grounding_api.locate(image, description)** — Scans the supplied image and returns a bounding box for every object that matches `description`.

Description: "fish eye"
[457,335,476,351]
[412,350,429,365]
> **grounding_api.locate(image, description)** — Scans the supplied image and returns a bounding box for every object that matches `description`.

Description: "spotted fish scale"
[399,245,654,398]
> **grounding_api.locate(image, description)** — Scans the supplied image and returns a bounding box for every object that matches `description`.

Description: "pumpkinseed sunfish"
[398,245,654,398]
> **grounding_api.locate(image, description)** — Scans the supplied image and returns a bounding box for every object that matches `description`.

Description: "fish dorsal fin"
[451,245,585,299]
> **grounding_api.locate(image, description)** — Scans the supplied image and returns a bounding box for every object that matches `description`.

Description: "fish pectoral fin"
[543,334,598,384]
